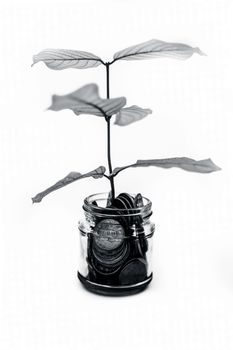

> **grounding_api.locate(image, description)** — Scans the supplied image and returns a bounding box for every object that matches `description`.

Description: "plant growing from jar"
[32,39,220,295]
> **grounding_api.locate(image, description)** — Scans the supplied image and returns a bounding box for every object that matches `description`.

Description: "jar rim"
[83,192,152,217]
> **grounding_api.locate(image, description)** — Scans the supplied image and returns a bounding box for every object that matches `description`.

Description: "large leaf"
[32,49,103,69]
[114,105,152,126]
[112,39,205,63]
[112,158,221,176]
[48,84,126,118]
[32,166,106,203]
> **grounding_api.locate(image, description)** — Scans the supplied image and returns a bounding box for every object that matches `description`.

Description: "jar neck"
[82,193,153,221]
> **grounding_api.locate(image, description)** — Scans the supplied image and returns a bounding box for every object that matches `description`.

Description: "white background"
[0,0,233,349]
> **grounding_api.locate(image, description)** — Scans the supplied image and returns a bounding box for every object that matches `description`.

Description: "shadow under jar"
[78,193,155,296]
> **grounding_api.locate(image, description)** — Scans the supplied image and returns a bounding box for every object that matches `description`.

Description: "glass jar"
[77,193,155,296]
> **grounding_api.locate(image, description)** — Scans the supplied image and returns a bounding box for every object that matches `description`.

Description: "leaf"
[32,166,106,203]
[112,39,205,63]
[48,84,126,118]
[32,49,103,69]
[112,158,221,176]
[114,105,152,126]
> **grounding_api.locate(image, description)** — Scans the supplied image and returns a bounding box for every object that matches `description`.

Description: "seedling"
[32,39,220,204]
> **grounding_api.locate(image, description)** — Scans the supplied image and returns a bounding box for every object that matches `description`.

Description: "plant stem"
[107,118,115,199]
[106,63,115,200]
[106,62,110,99]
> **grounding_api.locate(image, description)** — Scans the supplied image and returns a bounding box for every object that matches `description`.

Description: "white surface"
[0,0,233,349]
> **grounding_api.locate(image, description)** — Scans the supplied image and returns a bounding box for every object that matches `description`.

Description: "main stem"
[106,63,115,200]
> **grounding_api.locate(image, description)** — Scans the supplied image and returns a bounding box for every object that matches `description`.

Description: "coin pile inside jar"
[86,193,149,286]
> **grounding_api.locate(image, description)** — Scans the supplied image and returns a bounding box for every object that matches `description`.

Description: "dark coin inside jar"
[111,193,134,211]
[118,258,147,285]
[111,193,135,227]
[92,242,129,274]
[93,219,125,250]
[118,193,135,209]
[90,219,129,277]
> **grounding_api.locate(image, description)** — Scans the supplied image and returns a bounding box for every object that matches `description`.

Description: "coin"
[93,219,125,250]
[118,193,135,209]
[134,193,144,208]
[111,197,128,210]
[118,258,147,285]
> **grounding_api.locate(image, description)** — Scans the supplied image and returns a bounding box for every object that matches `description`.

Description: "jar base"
[77,271,153,296]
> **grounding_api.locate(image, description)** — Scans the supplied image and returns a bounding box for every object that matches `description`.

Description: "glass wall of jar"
[78,193,155,296]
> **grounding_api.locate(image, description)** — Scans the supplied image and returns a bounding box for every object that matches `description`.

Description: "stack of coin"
[87,192,148,285]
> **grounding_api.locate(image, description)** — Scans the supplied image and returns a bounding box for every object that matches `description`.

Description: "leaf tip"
[46,94,57,111]
[31,54,38,66]
[205,158,221,172]
[46,105,52,112]
[212,163,222,172]
[31,195,42,203]
[195,47,207,56]
[31,197,36,204]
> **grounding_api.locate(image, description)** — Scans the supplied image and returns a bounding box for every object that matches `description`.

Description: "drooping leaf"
[48,84,126,118]
[112,39,205,63]
[32,166,106,203]
[114,105,152,126]
[112,158,221,176]
[32,49,104,69]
